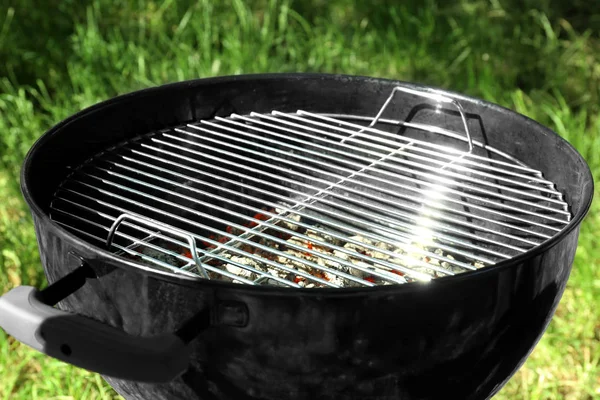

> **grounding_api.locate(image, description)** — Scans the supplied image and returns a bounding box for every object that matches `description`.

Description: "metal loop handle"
[344,85,473,170]
[107,213,210,279]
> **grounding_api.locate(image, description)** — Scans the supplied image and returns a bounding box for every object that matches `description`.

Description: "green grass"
[0,0,599,398]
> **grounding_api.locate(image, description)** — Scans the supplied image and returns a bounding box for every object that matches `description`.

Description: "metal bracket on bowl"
[106,213,210,279]
[343,85,474,170]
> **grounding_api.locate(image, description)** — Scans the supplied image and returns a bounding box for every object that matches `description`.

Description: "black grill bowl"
[17,74,594,399]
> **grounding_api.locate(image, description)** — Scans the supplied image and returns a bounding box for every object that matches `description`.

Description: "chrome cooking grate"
[49,86,571,288]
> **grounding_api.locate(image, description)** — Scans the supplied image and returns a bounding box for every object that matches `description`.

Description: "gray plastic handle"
[0,286,188,383]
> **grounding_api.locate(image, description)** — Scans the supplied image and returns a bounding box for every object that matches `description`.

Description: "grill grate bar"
[97,157,490,269]
[188,121,566,226]
[124,148,515,260]
[134,145,529,254]
[186,122,566,227]
[69,173,445,283]
[149,138,546,249]
[54,187,360,287]
[293,111,568,198]
[178,125,566,229]
[165,129,560,238]
[65,180,349,287]
[151,138,545,246]
[91,166,441,277]
[51,199,300,286]
[81,167,458,279]
[228,113,568,209]
[287,111,568,211]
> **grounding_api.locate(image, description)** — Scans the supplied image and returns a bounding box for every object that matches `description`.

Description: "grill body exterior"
[18,74,593,400]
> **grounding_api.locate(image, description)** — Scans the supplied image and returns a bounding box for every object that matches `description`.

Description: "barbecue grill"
[0,74,593,400]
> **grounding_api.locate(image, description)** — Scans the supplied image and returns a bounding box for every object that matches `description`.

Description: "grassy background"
[0,0,599,398]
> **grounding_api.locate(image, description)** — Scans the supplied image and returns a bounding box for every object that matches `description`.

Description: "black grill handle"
[0,262,210,383]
